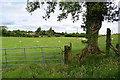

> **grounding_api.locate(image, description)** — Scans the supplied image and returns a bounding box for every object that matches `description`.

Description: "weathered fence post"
[118,44,120,53]
[64,43,72,64]
[106,28,111,55]
[68,43,72,64]
[116,44,120,55]
[64,46,68,64]
[4,49,7,68]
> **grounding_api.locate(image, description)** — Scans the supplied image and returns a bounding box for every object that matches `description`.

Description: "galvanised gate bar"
[0,46,63,68]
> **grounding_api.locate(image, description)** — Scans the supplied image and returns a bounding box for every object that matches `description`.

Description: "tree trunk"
[76,2,106,61]
[78,19,104,61]
[86,20,102,54]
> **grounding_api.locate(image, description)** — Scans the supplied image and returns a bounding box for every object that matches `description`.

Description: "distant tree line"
[1,26,86,37]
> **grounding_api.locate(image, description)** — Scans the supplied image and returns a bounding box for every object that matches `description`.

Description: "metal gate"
[0,46,63,68]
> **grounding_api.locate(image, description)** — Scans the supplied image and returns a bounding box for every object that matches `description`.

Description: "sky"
[0,0,119,35]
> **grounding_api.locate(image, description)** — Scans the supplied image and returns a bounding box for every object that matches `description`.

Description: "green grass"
[2,55,119,78]
[1,34,120,78]
[1,37,85,66]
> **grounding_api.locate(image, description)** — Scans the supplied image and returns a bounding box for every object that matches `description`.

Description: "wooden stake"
[106,28,111,55]
[64,46,68,64]
[69,43,72,64]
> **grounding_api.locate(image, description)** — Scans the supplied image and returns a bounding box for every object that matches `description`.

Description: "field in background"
[2,34,118,57]
[1,34,119,78]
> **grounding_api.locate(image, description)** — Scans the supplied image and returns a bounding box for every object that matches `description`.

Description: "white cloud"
[99,21,118,35]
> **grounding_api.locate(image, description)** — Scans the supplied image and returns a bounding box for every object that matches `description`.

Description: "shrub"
[41,35,43,37]
[78,33,86,37]
[55,34,60,37]
[48,34,51,37]
[26,34,33,37]
[65,34,73,37]
[34,34,39,37]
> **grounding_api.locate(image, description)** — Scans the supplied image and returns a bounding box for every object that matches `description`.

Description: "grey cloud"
[72,26,80,29]
[0,0,26,2]
[1,21,15,25]
[7,25,39,31]
[42,25,78,30]
[22,25,39,30]
[42,25,66,29]
[42,25,51,28]
[22,19,28,22]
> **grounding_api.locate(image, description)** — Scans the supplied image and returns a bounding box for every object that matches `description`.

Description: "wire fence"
[0,46,63,69]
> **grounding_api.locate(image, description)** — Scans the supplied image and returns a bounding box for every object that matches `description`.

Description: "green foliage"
[26,1,118,23]
[41,35,43,37]
[1,26,75,37]
[47,27,54,36]
[54,34,61,37]
[65,33,86,37]
[26,1,40,13]
[0,26,8,30]
[26,34,33,37]
[35,27,41,34]
[65,34,73,37]
[33,34,39,37]
[2,55,119,78]
[48,34,51,37]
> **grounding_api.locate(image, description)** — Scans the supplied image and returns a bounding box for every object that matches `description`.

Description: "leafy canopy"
[26,0,118,27]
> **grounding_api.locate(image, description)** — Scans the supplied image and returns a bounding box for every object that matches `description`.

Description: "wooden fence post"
[68,43,72,64]
[106,28,111,55]
[64,46,68,64]
[64,43,72,64]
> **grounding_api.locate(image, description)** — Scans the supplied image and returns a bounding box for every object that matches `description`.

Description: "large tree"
[26,0,118,60]
[48,27,54,36]
[0,26,8,36]
[35,27,41,34]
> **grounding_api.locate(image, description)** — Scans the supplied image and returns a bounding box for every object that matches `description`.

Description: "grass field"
[1,34,120,78]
